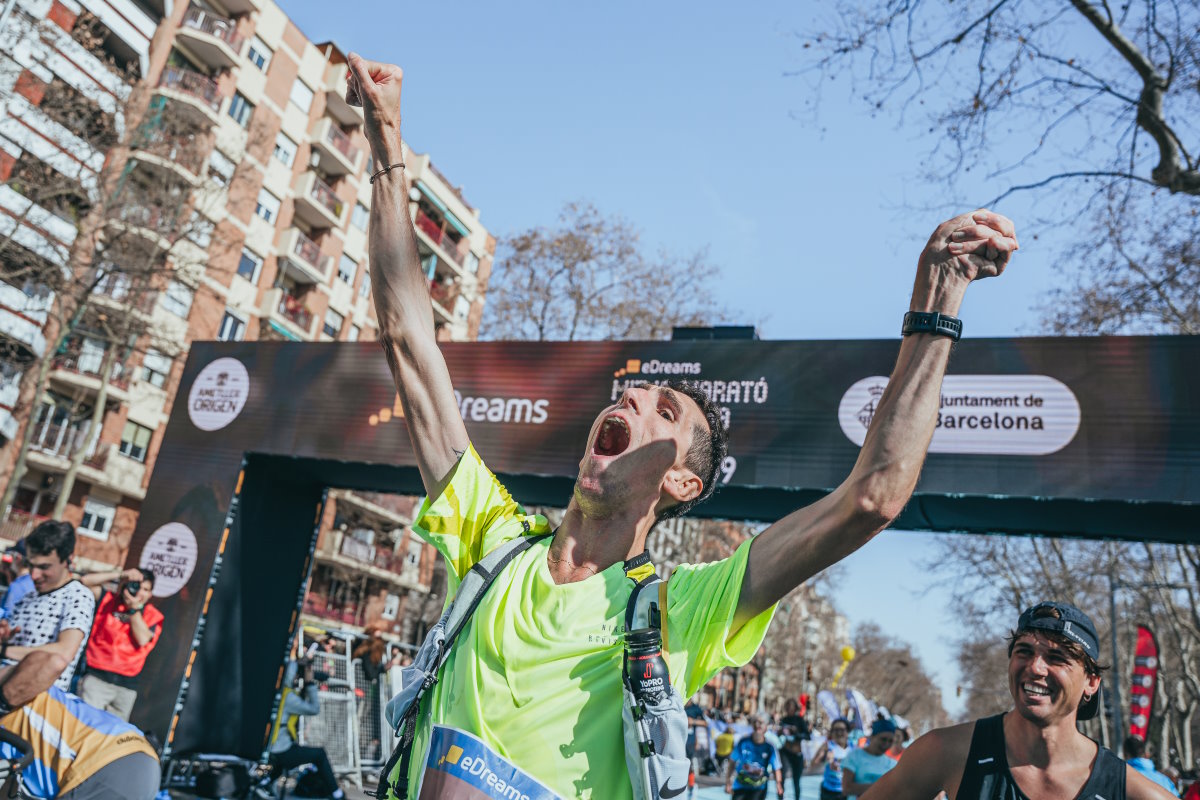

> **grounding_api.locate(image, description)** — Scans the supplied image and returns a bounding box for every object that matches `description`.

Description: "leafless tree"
[481,202,729,341]
[839,622,949,733]
[794,0,1199,333]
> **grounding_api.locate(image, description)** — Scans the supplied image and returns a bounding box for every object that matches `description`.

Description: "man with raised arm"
[346,53,1017,800]
[860,602,1176,800]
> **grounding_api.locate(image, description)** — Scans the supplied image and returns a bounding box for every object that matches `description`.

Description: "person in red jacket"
[77,567,163,720]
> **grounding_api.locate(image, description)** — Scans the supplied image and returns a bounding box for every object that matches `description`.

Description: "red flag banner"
[1128,625,1159,740]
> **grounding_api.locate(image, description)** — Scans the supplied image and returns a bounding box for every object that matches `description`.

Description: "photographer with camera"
[78,567,163,720]
[255,654,345,800]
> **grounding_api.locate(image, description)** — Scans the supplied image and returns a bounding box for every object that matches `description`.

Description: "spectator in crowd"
[716,722,737,771]
[352,622,387,682]
[3,521,94,691]
[77,566,164,720]
[779,697,812,800]
[685,698,709,798]
[812,717,854,800]
[0,646,159,798]
[842,718,898,799]
[257,655,345,800]
[886,724,909,760]
[0,540,32,618]
[1125,736,1181,797]
[726,713,784,800]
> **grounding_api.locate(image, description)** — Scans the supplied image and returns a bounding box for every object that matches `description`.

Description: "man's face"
[830,724,849,744]
[867,731,892,754]
[1008,632,1101,726]
[27,551,69,593]
[121,572,153,607]
[751,717,769,742]
[576,386,707,514]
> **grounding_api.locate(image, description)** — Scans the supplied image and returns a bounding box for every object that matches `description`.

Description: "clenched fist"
[911,209,1017,315]
[346,53,404,163]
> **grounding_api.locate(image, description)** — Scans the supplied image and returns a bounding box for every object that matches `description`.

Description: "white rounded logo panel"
[139,522,199,598]
[188,358,250,432]
[839,375,1081,455]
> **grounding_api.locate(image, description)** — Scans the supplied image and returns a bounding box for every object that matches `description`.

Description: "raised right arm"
[347,54,469,496]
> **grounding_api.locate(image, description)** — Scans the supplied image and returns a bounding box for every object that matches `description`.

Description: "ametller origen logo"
[187,358,250,432]
[139,522,198,598]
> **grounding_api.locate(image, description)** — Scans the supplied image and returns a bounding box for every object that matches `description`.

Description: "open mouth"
[593,416,631,457]
[1022,682,1052,699]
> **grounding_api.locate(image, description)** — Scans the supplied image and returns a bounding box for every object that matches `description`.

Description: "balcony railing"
[133,126,206,175]
[308,175,344,219]
[52,353,130,390]
[180,4,244,51]
[0,510,48,544]
[324,124,359,163]
[414,209,463,266]
[277,290,313,332]
[157,67,221,113]
[31,421,90,460]
[288,230,332,277]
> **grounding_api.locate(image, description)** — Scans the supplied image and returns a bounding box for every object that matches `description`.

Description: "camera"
[123,580,141,595]
[313,670,330,683]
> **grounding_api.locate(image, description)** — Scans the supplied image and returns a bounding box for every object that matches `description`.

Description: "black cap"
[1016,601,1102,720]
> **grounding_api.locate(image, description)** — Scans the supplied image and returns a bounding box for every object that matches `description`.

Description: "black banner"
[125,336,1200,754]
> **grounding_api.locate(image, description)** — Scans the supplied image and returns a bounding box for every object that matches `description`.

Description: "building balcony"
[292,172,345,229]
[322,62,363,127]
[0,510,49,544]
[309,118,360,176]
[0,186,76,268]
[177,3,243,70]
[429,280,457,326]
[77,0,158,77]
[128,126,206,184]
[262,287,316,341]
[218,0,262,13]
[413,208,466,270]
[155,67,221,124]
[313,532,424,592]
[277,228,332,284]
[47,354,131,404]
[24,442,146,500]
[109,204,172,252]
[0,282,50,361]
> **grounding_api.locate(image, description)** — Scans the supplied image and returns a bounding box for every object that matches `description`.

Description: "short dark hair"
[1006,605,1109,679]
[138,566,156,588]
[27,520,76,562]
[1123,735,1147,759]
[657,380,728,520]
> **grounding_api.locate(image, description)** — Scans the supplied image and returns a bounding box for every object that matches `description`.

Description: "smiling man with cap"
[861,602,1176,800]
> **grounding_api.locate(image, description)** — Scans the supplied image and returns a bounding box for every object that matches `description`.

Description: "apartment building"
[0,0,493,606]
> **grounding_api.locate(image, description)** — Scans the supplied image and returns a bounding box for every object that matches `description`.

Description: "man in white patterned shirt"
[1,521,95,691]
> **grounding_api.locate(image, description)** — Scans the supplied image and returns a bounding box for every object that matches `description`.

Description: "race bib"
[418,725,562,800]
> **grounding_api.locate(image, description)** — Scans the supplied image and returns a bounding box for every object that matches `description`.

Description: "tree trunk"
[51,345,116,519]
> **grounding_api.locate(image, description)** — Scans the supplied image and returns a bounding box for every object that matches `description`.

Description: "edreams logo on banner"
[839,375,1081,455]
[418,725,561,800]
[139,523,199,598]
[188,358,250,431]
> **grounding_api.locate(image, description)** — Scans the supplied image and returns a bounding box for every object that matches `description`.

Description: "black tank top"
[956,714,1126,800]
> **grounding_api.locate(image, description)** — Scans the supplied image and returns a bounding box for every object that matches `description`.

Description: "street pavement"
[339,772,825,799]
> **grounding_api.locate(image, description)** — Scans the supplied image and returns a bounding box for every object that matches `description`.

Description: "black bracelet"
[902,310,962,342]
[369,161,406,185]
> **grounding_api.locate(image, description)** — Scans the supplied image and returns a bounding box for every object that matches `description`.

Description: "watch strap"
[902,311,962,342]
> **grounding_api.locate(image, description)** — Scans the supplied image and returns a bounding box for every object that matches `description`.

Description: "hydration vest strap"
[376,530,551,799]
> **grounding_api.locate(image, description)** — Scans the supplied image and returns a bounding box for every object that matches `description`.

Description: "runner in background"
[725,714,783,800]
[779,697,811,800]
[812,718,854,800]
[841,718,897,799]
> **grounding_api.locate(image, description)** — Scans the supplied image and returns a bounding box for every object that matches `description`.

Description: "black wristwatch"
[902,310,962,342]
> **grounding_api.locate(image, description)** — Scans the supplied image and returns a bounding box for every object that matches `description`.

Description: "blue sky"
[280,0,1077,719]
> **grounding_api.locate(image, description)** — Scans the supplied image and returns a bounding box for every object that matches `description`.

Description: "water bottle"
[625,627,669,705]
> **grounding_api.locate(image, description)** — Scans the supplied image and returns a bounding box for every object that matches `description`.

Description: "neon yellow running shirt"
[393,445,775,799]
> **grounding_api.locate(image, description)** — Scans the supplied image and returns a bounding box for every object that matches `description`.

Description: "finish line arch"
[124,337,1200,759]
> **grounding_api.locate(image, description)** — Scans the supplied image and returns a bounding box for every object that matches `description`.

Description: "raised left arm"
[735,210,1017,628]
